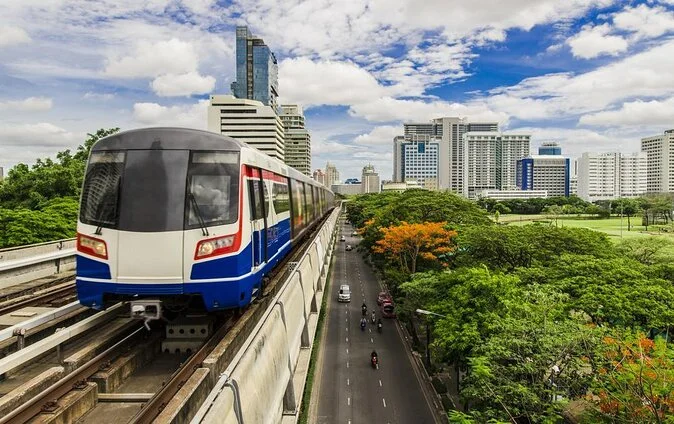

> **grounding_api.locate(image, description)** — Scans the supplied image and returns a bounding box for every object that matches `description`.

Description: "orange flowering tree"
[372,221,457,274]
[588,333,674,423]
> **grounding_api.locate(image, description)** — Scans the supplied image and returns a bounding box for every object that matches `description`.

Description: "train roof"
[92,127,246,152]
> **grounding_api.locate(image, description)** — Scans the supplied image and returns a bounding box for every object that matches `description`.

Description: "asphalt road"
[313,218,438,424]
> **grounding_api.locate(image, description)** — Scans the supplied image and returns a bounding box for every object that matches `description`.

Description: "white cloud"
[567,23,628,59]
[83,92,115,101]
[0,122,82,147]
[104,38,200,78]
[350,97,508,124]
[580,97,674,127]
[0,97,52,112]
[0,26,31,47]
[279,58,388,107]
[132,100,209,129]
[613,4,674,40]
[151,72,216,97]
[353,126,401,146]
[511,126,639,157]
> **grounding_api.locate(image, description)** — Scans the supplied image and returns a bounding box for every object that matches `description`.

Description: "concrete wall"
[192,207,339,424]
[0,239,76,289]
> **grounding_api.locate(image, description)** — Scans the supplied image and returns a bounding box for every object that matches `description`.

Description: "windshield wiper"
[188,192,210,237]
[94,179,121,235]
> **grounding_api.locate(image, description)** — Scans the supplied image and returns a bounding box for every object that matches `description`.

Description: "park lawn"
[503,215,674,243]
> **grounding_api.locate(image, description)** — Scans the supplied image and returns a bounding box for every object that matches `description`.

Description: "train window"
[262,180,270,218]
[248,180,263,220]
[302,182,312,223]
[185,151,240,229]
[291,180,304,230]
[80,151,125,228]
[272,181,290,213]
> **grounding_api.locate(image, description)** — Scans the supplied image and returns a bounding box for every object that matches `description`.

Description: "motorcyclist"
[377,318,383,332]
[371,350,378,367]
[371,311,376,323]
[361,303,367,316]
[360,317,367,330]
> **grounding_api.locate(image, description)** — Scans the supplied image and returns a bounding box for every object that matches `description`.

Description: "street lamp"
[415,309,447,370]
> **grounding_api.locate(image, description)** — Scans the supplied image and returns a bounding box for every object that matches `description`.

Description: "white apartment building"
[312,169,327,186]
[577,152,646,202]
[462,132,530,199]
[517,155,570,197]
[325,162,340,188]
[361,164,381,194]
[394,137,439,190]
[280,104,311,176]
[207,95,285,161]
[641,129,674,193]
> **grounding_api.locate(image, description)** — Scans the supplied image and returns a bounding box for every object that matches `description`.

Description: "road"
[313,217,438,424]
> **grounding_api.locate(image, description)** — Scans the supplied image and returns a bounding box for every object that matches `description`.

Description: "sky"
[1,0,674,181]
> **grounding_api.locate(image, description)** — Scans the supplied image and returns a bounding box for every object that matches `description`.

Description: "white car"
[338,285,351,302]
[340,235,346,242]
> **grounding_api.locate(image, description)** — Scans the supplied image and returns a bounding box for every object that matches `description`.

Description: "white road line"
[348,397,351,406]
[383,398,387,408]
[379,380,382,387]
[346,337,348,343]
[347,378,350,386]
[371,338,374,343]
[346,348,349,354]
[347,361,349,368]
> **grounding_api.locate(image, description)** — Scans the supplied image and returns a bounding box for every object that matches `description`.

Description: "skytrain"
[75,128,334,316]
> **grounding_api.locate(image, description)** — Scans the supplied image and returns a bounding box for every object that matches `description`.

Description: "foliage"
[0,197,79,247]
[587,332,674,423]
[478,195,591,215]
[616,237,674,265]
[372,221,457,274]
[455,225,615,271]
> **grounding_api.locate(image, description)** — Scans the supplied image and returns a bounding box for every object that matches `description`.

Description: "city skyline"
[1,1,674,181]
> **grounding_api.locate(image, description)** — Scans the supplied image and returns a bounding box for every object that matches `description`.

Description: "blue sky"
[1,0,674,181]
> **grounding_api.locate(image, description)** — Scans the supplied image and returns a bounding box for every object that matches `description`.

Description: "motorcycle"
[360,320,366,331]
[362,305,367,317]
[377,322,383,333]
[371,355,378,369]
[371,312,376,323]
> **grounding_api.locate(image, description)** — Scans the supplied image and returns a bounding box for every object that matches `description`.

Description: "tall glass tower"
[230,26,279,110]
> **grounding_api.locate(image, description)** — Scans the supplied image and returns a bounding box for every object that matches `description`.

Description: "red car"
[381,300,396,318]
[377,291,392,306]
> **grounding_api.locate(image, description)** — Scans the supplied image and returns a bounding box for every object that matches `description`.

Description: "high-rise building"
[569,158,578,195]
[279,105,311,175]
[393,136,440,190]
[641,129,674,193]
[325,162,340,188]
[538,142,562,156]
[230,26,279,110]
[517,155,570,197]
[462,132,530,199]
[577,152,647,201]
[398,118,498,193]
[207,94,285,161]
[361,164,381,194]
[313,169,326,186]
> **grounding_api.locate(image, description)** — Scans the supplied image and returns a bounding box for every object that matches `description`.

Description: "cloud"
[279,58,388,107]
[580,97,674,127]
[510,126,640,157]
[132,100,209,129]
[104,38,200,78]
[0,122,82,148]
[151,72,216,97]
[567,23,628,59]
[613,4,674,40]
[353,126,401,146]
[0,26,31,47]
[350,97,509,123]
[83,92,115,101]
[0,97,52,112]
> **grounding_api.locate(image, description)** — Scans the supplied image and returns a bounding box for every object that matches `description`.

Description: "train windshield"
[185,152,240,229]
[80,150,239,232]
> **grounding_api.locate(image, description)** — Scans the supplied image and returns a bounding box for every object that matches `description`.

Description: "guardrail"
[0,239,76,290]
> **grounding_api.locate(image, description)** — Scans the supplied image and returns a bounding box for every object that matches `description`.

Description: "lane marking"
[379,380,382,387]
[346,337,348,343]
[346,348,349,354]
[348,397,351,406]
[371,338,374,343]
[383,398,387,408]
[347,378,350,386]
[347,361,349,368]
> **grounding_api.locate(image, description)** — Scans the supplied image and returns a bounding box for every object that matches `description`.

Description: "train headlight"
[77,233,108,259]
[195,235,236,259]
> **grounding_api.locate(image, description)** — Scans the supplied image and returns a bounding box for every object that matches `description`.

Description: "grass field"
[502,215,674,242]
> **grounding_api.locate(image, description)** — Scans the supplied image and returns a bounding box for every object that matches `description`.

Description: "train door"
[248,168,268,270]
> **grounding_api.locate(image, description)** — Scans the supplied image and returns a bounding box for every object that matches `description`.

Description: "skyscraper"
[313,169,327,186]
[517,155,570,197]
[207,94,285,161]
[325,162,340,188]
[280,105,311,176]
[641,129,674,193]
[538,142,562,155]
[462,132,530,199]
[230,26,279,110]
[361,164,381,194]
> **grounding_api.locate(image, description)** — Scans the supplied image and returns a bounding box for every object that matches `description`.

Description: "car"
[351,231,358,236]
[345,245,352,251]
[340,235,346,242]
[377,291,392,306]
[338,284,351,302]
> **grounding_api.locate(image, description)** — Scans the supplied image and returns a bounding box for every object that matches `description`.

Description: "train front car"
[76,128,251,317]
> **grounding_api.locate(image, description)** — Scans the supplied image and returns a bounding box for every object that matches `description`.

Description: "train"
[75,127,334,317]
